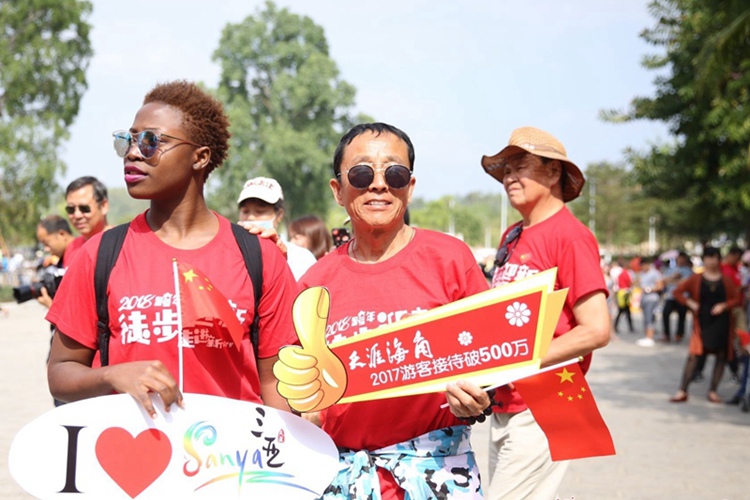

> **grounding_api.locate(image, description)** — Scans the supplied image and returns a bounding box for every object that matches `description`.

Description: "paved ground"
[2,302,749,499]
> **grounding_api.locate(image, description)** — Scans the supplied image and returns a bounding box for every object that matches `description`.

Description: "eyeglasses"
[339,164,412,190]
[112,130,202,159]
[65,204,92,215]
[494,223,523,268]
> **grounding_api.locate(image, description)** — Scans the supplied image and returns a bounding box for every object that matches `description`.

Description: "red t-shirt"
[491,207,607,413]
[722,263,741,288]
[47,212,298,402]
[617,269,632,289]
[299,229,489,452]
[62,235,86,268]
[722,263,744,305]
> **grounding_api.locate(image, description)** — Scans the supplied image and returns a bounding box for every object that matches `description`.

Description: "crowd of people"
[2,77,747,498]
[604,246,750,407]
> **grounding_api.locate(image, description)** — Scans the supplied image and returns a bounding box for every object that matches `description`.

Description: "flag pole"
[483,357,581,392]
[172,259,184,394]
[440,357,581,409]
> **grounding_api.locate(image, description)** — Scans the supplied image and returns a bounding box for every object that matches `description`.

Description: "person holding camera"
[26,215,76,308]
[27,215,77,407]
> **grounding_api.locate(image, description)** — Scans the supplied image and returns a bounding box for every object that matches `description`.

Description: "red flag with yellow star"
[513,362,615,461]
[177,261,244,350]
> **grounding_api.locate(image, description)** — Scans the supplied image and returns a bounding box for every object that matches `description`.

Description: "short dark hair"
[332,122,415,177]
[703,246,722,259]
[38,215,72,235]
[65,176,108,203]
[678,251,690,261]
[143,80,230,177]
[728,246,743,257]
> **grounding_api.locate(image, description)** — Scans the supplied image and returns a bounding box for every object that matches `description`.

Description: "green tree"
[601,0,750,242]
[410,195,495,247]
[209,1,366,222]
[694,0,750,95]
[0,0,93,245]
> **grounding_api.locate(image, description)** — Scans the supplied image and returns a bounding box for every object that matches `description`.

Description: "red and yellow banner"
[275,269,566,412]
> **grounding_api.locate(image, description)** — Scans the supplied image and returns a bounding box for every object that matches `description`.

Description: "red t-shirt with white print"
[47,212,298,402]
[298,228,490,452]
[491,207,607,413]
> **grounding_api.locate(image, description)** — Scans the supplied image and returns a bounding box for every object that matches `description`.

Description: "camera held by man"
[16,215,77,308]
[13,266,66,304]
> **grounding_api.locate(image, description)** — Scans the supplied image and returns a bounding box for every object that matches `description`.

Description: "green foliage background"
[602,0,750,243]
[207,1,369,223]
[2,0,748,255]
[0,0,93,246]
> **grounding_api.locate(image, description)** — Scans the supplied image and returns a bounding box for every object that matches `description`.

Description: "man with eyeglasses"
[478,127,610,499]
[283,123,491,498]
[63,176,111,265]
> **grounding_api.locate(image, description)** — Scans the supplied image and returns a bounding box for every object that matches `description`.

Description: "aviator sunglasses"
[65,204,92,215]
[494,223,523,268]
[112,130,202,159]
[340,164,412,190]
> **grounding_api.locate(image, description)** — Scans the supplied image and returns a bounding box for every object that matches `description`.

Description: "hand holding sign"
[275,270,567,412]
[274,287,347,412]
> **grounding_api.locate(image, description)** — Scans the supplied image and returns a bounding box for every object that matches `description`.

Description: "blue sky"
[60,0,669,201]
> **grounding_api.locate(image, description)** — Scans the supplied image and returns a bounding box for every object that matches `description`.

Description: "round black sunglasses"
[339,164,412,190]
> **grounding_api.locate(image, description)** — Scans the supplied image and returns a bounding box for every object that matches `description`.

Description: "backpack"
[94,222,263,366]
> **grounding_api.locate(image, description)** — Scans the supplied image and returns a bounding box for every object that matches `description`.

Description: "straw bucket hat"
[481,126,585,202]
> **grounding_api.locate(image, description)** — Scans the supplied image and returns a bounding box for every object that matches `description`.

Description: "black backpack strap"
[95,223,130,367]
[231,224,264,361]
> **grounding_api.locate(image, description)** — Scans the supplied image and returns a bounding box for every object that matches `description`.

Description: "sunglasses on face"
[494,223,523,268]
[65,204,92,215]
[340,164,412,190]
[112,130,201,159]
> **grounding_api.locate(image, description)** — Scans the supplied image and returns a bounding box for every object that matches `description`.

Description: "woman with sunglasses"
[291,123,490,499]
[46,81,298,417]
[476,127,611,499]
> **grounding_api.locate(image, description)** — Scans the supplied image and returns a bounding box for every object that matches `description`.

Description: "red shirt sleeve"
[46,236,101,349]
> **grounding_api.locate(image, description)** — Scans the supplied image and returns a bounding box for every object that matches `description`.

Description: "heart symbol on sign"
[95,427,172,498]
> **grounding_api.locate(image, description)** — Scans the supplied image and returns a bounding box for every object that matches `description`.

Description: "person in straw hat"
[481,126,610,498]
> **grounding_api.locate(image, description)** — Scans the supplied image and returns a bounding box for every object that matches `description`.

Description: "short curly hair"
[143,80,230,177]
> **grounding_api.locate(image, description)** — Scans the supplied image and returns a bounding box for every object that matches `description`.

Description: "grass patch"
[0,285,14,303]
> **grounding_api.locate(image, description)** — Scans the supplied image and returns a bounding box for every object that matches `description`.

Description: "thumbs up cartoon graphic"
[274,287,348,412]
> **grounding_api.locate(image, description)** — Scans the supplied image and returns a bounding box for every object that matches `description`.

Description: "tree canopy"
[0,0,93,246]
[602,0,750,243]
[208,1,366,223]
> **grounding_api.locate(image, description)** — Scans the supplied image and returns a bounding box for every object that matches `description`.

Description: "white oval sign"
[9,393,340,499]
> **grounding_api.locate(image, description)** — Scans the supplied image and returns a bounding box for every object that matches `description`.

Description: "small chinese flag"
[514,362,615,461]
[177,261,244,350]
